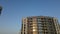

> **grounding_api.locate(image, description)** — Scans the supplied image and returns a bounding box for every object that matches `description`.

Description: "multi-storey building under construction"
[21,16,60,34]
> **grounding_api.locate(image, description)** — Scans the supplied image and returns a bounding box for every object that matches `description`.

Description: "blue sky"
[0,0,60,34]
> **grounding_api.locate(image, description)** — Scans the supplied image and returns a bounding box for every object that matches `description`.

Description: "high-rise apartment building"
[59,25,60,34]
[21,16,60,34]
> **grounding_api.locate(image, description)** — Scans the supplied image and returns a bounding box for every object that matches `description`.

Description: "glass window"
[37,18,41,22]
[38,21,41,23]
[38,27,42,29]
[24,32,25,34]
[33,27,37,28]
[39,32,43,34]
[38,23,42,26]
[33,29,37,31]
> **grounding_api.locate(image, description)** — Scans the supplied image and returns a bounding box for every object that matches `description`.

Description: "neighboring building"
[59,25,60,34]
[21,16,60,34]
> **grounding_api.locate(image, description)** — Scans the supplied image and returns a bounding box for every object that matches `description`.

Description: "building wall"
[53,18,60,34]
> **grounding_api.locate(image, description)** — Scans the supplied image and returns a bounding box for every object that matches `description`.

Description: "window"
[37,18,41,22]
[30,23,32,25]
[33,27,36,28]
[41,18,44,20]
[24,32,25,34]
[33,24,36,25]
[33,29,36,31]
[49,26,52,28]
[38,22,41,23]
[24,27,25,29]
[38,27,42,29]
[38,23,42,26]
[39,32,43,34]
[46,32,48,34]
[28,18,32,20]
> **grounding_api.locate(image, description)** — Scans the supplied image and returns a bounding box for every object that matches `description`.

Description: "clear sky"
[0,0,60,34]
